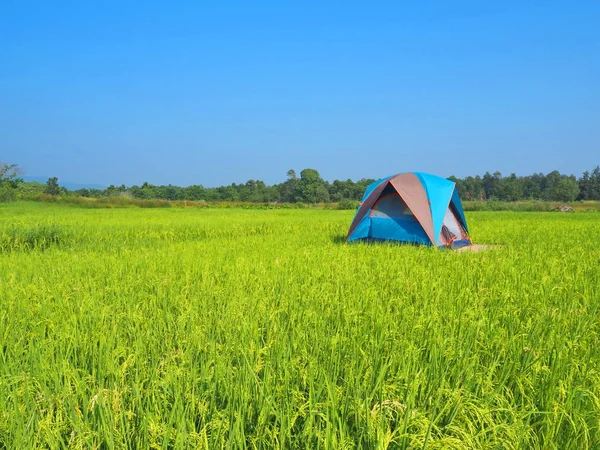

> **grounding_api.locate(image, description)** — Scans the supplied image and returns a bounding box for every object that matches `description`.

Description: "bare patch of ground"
[455,244,501,252]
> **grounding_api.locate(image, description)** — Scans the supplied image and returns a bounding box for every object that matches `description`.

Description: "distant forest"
[3,163,600,203]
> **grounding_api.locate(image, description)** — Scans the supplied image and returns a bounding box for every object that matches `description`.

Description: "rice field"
[1,202,599,449]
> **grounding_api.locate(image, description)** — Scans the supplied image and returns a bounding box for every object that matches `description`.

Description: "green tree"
[163,185,181,200]
[0,162,25,201]
[44,177,61,196]
[239,179,268,202]
[75,188,91,197]
[278,169,299,202]
[297,168,329,203]
[104,184,121,197]
[496,173,523,201]
[464,176,485,200]
[354,178,376,200]
[482,171,501,199]
[543,171,579,201]
[184,184,206,201]
[0,163,24,188]
[215,185,239,201]
[578,171,591,200]
[522,173,545,199]
[585,166,600,200]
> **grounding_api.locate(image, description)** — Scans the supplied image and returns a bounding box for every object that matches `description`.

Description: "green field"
[1,202,599,449]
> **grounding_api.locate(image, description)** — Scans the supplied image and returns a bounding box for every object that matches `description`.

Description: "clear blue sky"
[1,1,599,187]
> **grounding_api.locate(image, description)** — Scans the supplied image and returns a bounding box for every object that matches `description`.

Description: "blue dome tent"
[346,172,471,248]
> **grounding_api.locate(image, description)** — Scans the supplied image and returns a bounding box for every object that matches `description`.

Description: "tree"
[464,176,485,200]
[542,171,561,201]
[555,176,580,202]
[44,177,61,196]
[543,171,579,201]
[482,171,501,199]
[578,171,591,200]
[184,184,206,201]
[75,188,91,197]
[577,166,600,200]
[522,173,545,199]
[589,166,600,200]
[163,185,181,201]
[297,168,329,203]
[215,185,239,201]
[278,169,300,202]
[0,163,24,188]
[329,179,357,201]
[496,173,523,201]
[0,162,24,201]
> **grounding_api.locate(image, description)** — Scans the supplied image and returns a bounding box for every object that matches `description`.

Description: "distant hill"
[23,176,106,191]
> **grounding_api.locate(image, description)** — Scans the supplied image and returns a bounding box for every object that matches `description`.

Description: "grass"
[0,202,599,449]
[0,223,67,253]
[14,193,600,212]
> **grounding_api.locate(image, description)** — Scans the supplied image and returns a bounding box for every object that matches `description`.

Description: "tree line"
[55,169,375,205]
[2,163,600,203]
[72,166,600,203]
[450,167,600,202]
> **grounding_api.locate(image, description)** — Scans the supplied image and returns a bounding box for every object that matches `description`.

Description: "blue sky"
[1,1,599,187]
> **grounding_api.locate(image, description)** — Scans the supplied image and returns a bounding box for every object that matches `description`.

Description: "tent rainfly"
[346,172,471,249]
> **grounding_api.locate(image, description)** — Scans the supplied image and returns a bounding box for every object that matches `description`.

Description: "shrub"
[337,199,359,210]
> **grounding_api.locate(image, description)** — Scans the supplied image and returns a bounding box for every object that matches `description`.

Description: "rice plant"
[0,202,599,449]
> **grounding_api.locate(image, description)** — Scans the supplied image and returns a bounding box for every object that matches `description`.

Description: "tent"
[346,172,471,248]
